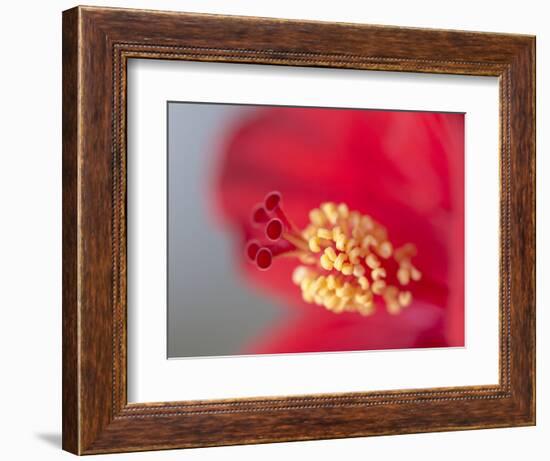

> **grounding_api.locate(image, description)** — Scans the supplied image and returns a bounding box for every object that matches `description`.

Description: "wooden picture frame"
[62,5,535,455]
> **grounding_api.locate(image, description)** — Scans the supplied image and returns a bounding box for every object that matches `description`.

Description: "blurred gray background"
[167,102,282,358]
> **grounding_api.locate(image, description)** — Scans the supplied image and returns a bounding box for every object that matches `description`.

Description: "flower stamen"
[246,193,421,316]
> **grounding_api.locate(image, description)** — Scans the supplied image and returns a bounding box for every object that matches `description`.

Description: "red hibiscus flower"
[213,106,464,355]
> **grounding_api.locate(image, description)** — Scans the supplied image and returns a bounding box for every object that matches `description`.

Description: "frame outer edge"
[62,6,536,454]
[496,37,536,425]
[523,37,536,425]
[62,6,81,455]
[531,36,536,425]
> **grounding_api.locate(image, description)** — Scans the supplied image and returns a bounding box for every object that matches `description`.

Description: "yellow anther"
[318,286,330,296]
[321,202,339,225]
[337,203,349,218]
[344,303,356,312]
[288,201,420,317]
[349,211,361,227]
[320,254,334,271]
[320,202,336,214]
[361,215,374,231]
[309,275,326,293]
[394,243,417,262]
[387,300,401,315]
[397,267,410,285]
[321,201,336,214]
[398,291,412,307]
[308,236,321,253]
[324,295,339,310]
[378,241,393,259]
[341,263,353,275]
[382,286,400,314]
[309,208,326,227]
[324,246,337,261]
[317,228,333,240]
[365,290,374,302]
[336,296,351,312]
[353,264,366,278]
[371,267,386,280]
[333,253,347,271]
[339,220,349,237]
[302,224,317,239]
[371,280,386,295]
[366,253,381,269]
[305,284,317,298]
[292,266,309,285]
[361,234,378,249]
[383,285,398,299]
[358,276,370,290]
[410,267,422,281]
[326,274,337,290]
[336,282,354,298]
[348,247,361,264]
[299,277,313,292]
[359,303,375,316]
[345,238,357,252]
[354,293,369,305]
[335,234,347,251]
[400,259,412,269]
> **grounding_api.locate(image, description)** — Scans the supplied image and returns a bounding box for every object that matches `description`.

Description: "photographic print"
[62,9,536,452]
[168,103,465,358]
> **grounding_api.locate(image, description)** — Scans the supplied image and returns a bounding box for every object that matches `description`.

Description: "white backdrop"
[128,61,499,402]
[0,1,546,460]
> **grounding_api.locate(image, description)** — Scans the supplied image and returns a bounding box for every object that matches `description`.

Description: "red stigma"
[244,191,307,270]
[264,191,282,212]
[265,218,284,241]
[255,247,273,270]
[245,240,261,261]
[251,204,270,225]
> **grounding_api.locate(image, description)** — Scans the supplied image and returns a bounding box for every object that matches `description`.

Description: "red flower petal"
[242,299,447,355]
[214,107,464,351]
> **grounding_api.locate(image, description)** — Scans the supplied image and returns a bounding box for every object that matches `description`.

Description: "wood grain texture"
[62,7,80,454]
[62,5,536,455]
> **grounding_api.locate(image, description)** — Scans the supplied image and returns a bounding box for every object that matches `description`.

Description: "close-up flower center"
[245,191,422,316]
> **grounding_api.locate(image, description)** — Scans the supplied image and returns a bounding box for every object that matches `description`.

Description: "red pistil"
[255,247,273,270]
[263,191,294,232]
[245,191,306,270]
[265,218,284,241]
[263,191,281,211]
[245,240,261,262]
[251,204,270,226]
[246,239,296,270]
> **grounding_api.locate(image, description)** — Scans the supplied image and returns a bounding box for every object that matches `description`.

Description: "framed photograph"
[62,6,535,454]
